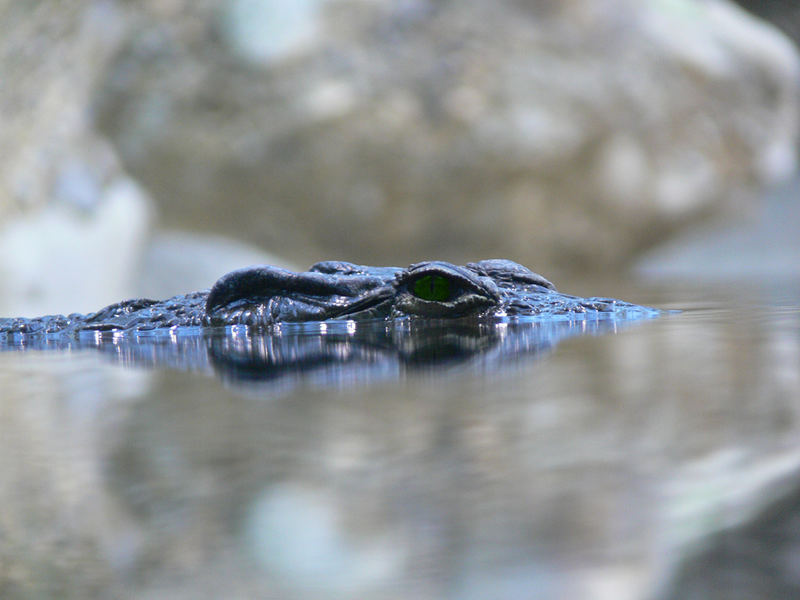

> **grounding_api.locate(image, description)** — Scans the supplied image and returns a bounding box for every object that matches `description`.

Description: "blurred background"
[1,1,800,599]
[0,0,798,314]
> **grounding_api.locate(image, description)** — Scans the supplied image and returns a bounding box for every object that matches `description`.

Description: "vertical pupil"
[413,275,451,301]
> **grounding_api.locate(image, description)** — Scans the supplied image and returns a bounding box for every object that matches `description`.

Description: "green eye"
[412,275,452,302]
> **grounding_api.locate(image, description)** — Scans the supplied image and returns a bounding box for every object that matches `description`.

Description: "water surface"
[0,279,797,599]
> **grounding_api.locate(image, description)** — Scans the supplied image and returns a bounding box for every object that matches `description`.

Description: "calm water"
[0,279,798,600]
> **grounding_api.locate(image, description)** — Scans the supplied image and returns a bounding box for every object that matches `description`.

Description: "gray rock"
[95,0,800,271]
[0,2,154,313]
[0,175,153,316]
[138,230,296,299]
[636,174,800,281]
[733,0,800,47]
[0,2,130,218]
[0,2,298,314]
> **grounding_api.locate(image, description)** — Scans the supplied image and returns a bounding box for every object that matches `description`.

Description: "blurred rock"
[219,0,329,64]
[0,175,152,316]
[0,2,127,218]
[96,0,800,271]
[636,174,800,281]
[138,230,295,298]
[0,2,155,314]
[734,0,800,47]
[0,1,301,315]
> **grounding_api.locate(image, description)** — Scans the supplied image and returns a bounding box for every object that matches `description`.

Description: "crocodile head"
[0,259,658,337]
[204,259,554,326]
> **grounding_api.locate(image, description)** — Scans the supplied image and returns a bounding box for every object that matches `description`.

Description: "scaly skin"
[0,260,660,337]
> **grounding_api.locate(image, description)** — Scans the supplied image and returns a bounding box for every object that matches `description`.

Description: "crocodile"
[0,259,660,338]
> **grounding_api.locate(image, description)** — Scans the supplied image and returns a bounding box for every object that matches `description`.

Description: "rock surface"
[0,2,291,314]
[636,174,800,281]
[95,0,800,270]
[734,0,800,47]
[0,1,154,314]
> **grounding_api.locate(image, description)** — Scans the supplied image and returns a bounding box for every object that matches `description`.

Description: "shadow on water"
[0,316,650,395]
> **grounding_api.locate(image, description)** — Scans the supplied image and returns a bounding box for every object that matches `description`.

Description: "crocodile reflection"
[0,318,632,391]
[208,321,510,384]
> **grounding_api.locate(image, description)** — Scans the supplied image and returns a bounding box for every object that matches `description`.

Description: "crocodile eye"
[395,262,501,317]
[412,275,453,302]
